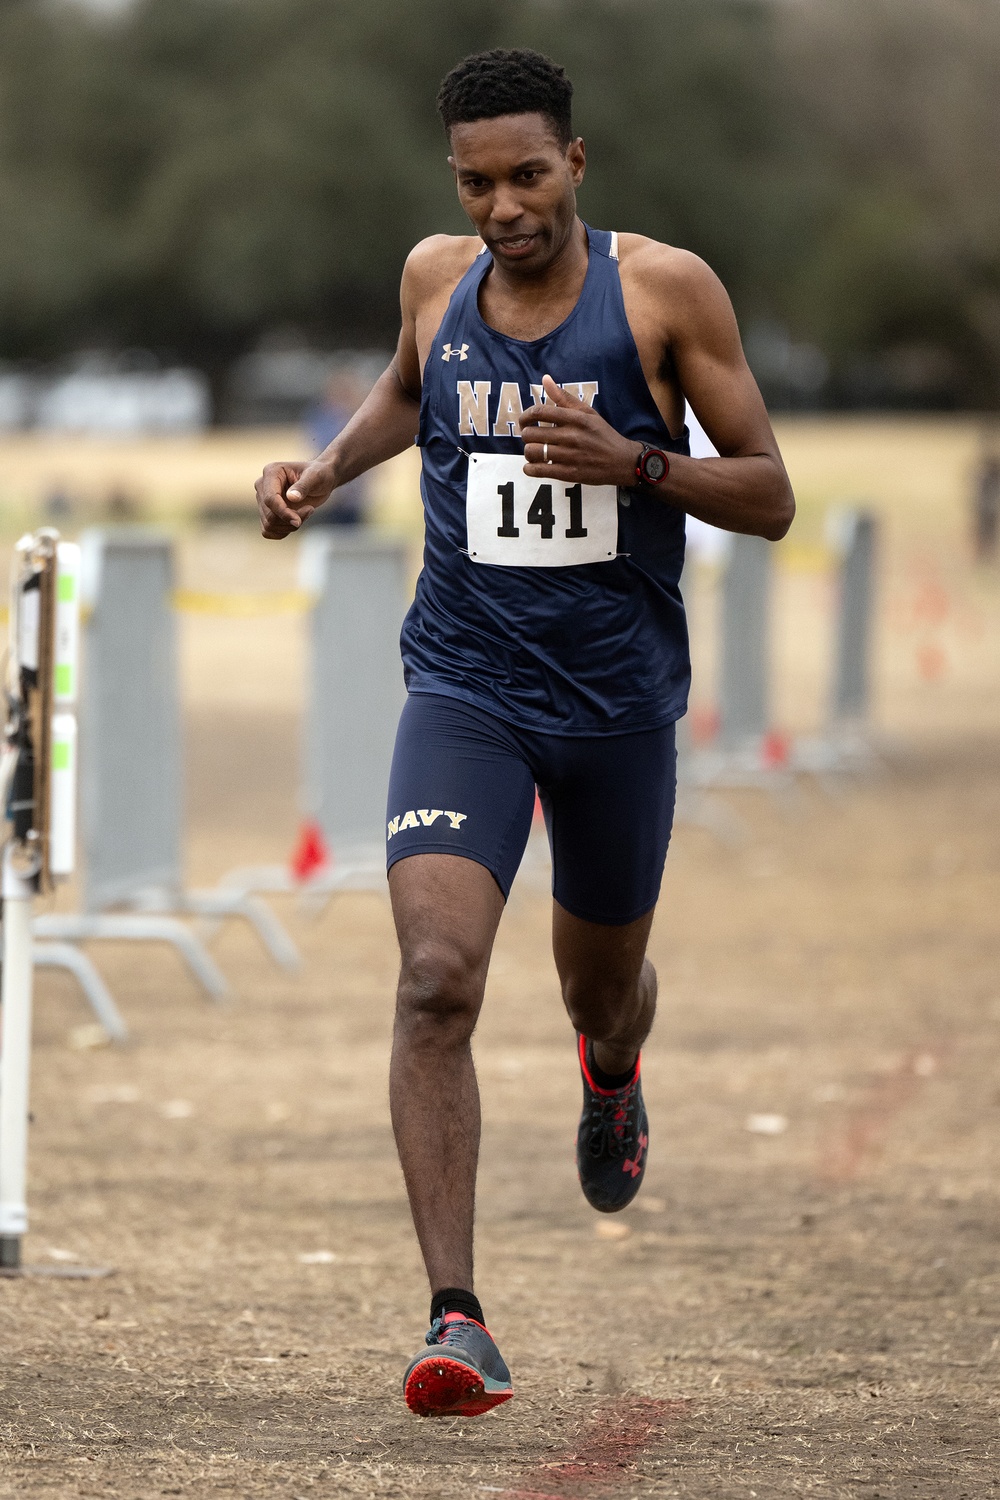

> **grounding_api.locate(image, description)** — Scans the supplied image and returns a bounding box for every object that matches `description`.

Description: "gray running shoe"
[404,1312,513,1417]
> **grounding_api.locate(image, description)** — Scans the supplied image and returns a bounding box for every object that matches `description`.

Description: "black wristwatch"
[635,444,670,487]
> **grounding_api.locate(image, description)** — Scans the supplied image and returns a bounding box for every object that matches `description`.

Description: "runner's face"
[448,114,586,274]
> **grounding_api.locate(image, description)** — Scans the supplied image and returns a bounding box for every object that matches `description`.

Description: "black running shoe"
[403,1312,513,1418]
[576,1033,649,1213]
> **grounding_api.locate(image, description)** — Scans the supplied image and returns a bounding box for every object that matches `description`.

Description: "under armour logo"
[623,1132,648,1179]
[441,343,469,362]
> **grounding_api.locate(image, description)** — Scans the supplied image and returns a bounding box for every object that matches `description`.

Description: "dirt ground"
[2,426,1000,1497]
[3,720,1000,1499]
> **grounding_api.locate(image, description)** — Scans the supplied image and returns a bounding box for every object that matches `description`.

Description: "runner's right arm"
[256,236,478,540]
[255,244,436,539]
[255,352,420,541]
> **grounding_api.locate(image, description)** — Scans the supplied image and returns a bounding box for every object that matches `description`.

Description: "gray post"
[718,533,772,751]
[80,530,182,911]
[301,532,409,856]
[49,528,298,986]
[831,510,876,725]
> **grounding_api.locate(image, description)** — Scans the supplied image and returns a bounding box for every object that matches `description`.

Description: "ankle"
[431,1286,484,1326]
[588,1039,639,1089]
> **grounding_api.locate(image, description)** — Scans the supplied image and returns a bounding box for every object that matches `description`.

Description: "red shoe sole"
[404,1355,513,1418]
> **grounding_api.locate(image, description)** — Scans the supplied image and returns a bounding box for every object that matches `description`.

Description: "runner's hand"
[255,459,335,539]
[520,375,642,487]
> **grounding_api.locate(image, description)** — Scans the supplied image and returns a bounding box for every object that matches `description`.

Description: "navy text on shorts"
[385,693,678,926]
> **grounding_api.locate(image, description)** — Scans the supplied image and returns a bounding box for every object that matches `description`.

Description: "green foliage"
[0,0,996,405]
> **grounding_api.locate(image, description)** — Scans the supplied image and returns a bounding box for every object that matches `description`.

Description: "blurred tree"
[781,0,1000,406]
[0,0,996,408]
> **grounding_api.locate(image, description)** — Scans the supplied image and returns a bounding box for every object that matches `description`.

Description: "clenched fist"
[255,458,336,539]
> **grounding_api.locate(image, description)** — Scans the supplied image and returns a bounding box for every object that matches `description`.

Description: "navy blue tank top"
[401,224,691,736]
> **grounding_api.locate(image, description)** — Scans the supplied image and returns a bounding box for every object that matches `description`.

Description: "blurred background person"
[304,370,371,527]
[972,446,1000,562]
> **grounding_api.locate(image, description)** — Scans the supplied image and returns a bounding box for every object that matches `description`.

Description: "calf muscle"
[552,902,658,1075]
[388,854,504,1293]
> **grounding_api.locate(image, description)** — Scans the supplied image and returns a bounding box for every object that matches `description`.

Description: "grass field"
[1,419,999,1497]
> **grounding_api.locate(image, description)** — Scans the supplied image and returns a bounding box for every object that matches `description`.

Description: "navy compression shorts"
[385,693,677,926]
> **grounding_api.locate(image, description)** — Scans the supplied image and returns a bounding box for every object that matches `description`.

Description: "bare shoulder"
[617,234,728,304]
[402,234,482,307]
[617,233,740,357]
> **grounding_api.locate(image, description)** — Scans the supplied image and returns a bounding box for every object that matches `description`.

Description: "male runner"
[255,48,794,1419]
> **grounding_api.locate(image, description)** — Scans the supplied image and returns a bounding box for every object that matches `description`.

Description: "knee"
[561,976,633,1040]
[561,960,655,1040]
[396,942,484,1047]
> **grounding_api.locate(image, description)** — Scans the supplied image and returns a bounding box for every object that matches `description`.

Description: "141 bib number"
[465,453,619,567]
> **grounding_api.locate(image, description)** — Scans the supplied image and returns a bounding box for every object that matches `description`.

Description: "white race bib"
[465,452,619,567]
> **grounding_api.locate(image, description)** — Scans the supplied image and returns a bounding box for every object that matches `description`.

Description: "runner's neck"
[478,218,590,342]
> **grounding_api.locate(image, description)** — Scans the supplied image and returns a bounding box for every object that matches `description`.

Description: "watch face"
[643,450,667,483]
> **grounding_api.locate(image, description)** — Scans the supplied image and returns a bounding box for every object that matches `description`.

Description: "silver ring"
[543,443,549,463]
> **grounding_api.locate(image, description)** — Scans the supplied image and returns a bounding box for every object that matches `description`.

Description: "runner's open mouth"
[494,233,538,253]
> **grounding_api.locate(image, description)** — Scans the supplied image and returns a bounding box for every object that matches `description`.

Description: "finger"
[522,461,585,481]
[271,510,302,531]
[541,373,585,407]
[261,513,298,538]
[257,460,303,495]
[523,440,575,466]
[262,496,314,537]
[256,463,306,522]
[270,494,319,530]
[287,460,333,505]
[519,391,558,428]
[262,491,302,526]
[261,514,295,539]
[520,406,584,433]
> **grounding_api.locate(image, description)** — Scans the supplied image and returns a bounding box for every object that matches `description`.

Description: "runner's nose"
[490,186,525,225]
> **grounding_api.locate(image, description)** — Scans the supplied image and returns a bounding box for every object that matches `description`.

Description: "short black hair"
[437,48,573,147]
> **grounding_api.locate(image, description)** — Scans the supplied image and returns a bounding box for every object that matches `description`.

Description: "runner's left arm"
[519,250,794,541]
[645,250,795,540]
